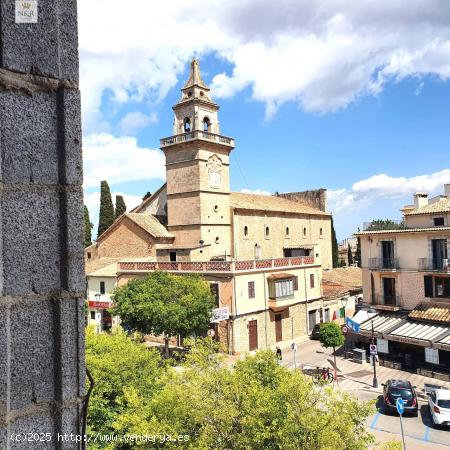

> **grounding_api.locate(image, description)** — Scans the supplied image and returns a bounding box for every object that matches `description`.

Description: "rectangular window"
[248,281,255,299]
[90,311,96,320]
[324,308,330,322]
[424,275,433,297]
[293,276,298,291]
[169,251,177,262]
[434,217,445,226]
[100,281,105,295]
[275,279,294,298]
[435,277,450,298]
[310,274,315,289]
[210,283,220,306]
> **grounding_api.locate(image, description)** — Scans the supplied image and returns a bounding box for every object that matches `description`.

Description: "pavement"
[277,338,450,448]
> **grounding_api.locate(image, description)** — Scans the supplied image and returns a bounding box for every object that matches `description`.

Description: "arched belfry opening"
[183,117,191,132]
[203,116,211,132]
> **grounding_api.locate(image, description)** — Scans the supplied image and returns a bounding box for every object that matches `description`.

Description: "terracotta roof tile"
[125,213,173,238]
[404,198,450,215]
[409,303,450,324]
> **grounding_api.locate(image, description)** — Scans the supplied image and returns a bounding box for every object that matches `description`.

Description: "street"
[278,338,450,448]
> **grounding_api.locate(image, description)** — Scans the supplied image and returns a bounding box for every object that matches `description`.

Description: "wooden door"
[275,314,282,342]
[248,320,258,351]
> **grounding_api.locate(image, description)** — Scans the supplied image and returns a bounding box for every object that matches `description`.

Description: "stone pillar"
[0,1,85,448]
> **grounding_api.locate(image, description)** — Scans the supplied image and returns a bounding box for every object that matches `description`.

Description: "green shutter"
[424,275,433,298]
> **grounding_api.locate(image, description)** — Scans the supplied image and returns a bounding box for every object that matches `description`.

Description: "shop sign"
[211,307,229,323]
[425,348,439,365]
[377,338,389,354]
[88,300,113,309]
[345,316,360,333]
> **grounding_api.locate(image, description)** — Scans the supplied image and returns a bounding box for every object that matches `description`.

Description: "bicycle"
[312,366,334,384]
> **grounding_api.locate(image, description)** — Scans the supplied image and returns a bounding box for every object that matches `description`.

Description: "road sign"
[291,342,298,352]
[342,325,348,334]
[396,398,405,415]
[369,344,377,355]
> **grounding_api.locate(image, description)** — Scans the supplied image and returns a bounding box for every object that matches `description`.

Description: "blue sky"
[79,1,450,241]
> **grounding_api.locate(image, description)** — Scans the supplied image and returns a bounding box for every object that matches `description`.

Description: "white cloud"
[119,111,158,135]
[83,133,165,189]
[240,188,272,196]
[328,169,450,213]
[84,191,143,238]
[78,0,450,128]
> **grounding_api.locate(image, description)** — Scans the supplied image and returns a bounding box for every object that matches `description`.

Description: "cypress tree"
[355,233,362,267]
[347,243,354,265]
[331,216,339,268]
[97,180,115,237]
[115,195,127,220]
[84,205,93,247]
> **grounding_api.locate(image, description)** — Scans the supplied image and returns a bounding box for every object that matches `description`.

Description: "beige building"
[355,186,450,377]
[86,59,334,353]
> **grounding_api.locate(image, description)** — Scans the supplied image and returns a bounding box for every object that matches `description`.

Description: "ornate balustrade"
[160,130,235,148]
[118,257,316,274]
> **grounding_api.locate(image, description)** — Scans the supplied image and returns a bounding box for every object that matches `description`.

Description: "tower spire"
[183,58,208,90]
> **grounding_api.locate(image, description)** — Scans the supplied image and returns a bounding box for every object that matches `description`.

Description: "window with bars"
[248,281,255,298]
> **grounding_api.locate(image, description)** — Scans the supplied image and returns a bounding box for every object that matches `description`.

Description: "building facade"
[356,187,450,379]
[86,59,334,353]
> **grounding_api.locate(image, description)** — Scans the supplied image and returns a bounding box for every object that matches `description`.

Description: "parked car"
[310,323,326,340]
[382,379,418,416]
[428,388,450,427]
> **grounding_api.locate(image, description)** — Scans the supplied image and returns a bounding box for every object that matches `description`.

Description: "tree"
[114,341,376,450]
[319,322,345,367]
[112,271,216,356]
[85,327,162,446]
[348,243,354,265]
[331,216,339,268]
[355,234,362,267]
[142,191,152,201]
[97,180,115,237]
[115,195,127,219]
[84,205,93,247]
[365,219,405,231]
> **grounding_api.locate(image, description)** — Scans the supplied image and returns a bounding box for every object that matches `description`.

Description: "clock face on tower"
[207,154,222,189]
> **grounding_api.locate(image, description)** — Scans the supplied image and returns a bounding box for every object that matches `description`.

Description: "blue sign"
[345,317,360,333]
[396,398,405,415]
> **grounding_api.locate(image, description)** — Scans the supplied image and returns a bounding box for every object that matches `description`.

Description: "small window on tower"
[320,228,323,238]
[286,227,290,237]
[184,117,191,132]
[203,117,210,132]
[265,226,270,238]
[214,205,219,212]
[215,237,220,244]
[244,226,248,237]
[303,227,307,237]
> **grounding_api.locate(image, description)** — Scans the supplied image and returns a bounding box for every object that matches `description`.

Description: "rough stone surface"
[0,0,79,82]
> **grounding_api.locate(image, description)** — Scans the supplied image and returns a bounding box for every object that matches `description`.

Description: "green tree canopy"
[348,243,354,265]
[112,271,216,355]
[84,205,93,247]
[113,340,375,449]
[355,231,362,267]
[115,194,127,219]
[319,322,345,366]
[85,327,162,444]
[365,219,405,231]
[98,180,115,237]
[331,216,339,268]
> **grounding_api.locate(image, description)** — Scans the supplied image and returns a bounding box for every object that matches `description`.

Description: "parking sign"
[369,344,377,355]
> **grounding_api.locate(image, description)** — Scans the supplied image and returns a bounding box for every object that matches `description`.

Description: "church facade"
[86,60,334,353]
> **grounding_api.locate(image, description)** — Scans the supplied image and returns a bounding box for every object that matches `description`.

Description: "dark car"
[382,379,418,416]
[310,323,326,340]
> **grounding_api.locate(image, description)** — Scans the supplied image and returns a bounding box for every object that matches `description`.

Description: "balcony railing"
[371,294,402,307]
[118,256,316,274]
[368,258,400,270]
[418,258,450,273]
[160,130,235,148]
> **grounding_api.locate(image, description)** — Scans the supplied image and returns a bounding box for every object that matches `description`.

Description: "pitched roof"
[356,227,450,235]
[230,192,329,216]
[409,303,450,324]
[87,262,118,278]
[131,183,166,213]
[125,213,173,238]
[183,59,209,90]
[321,267,362,299]
[404,198,450,215]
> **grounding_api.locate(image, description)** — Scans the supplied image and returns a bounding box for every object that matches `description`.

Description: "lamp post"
[371,320,378,388]
[94,293,101,333]
[340,297,349,358]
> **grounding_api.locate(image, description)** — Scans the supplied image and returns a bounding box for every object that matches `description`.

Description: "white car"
[428,388,450,427]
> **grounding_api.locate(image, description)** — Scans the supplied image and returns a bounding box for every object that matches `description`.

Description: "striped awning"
[359,313,408,338]
[387,321,449,348]
[434,332,450,351]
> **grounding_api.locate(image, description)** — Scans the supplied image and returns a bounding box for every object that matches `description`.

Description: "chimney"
[414,192,428,209]
[445,184,450,199]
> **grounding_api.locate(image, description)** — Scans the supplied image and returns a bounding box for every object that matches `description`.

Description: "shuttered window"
[248,281,255,299]
[424,275,433,298]
[310,274,315,289]
[293,276,298,291]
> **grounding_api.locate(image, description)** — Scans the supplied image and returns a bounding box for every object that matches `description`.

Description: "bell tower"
[160,59,235,261]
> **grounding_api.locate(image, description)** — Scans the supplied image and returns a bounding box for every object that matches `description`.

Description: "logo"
[15,0,38,23]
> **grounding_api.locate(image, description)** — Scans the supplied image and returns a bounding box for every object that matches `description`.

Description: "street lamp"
[371,320,378,388]
[340,297,349,358]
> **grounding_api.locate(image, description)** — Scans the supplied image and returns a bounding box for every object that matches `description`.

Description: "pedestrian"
[276,346,282,364]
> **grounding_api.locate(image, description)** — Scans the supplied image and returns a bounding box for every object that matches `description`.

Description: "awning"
[283,244,314,250]
[387,321,449,348]
[352,309,378,324]
[434,333,450,351]
[359,312,407,338]
[267,272,295,280]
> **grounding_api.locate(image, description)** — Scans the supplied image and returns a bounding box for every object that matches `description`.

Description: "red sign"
[88,300,113,309]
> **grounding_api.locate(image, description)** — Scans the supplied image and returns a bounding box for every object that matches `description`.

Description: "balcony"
[160,130,235,148]
[368,257,400,271]
[370,294,402,309]
[418,258,450,273]
[118,256,316,274]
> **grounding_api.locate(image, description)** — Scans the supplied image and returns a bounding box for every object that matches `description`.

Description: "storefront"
[87,299,115,332]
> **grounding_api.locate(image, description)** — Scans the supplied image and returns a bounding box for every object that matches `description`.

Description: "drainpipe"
[232,275,238,355]
[304,269,309,335]
[263,271,268,348]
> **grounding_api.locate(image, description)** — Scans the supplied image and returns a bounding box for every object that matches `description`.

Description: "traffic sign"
[342,325,348,334]
[396,398,405,415]
[369,344,377,355]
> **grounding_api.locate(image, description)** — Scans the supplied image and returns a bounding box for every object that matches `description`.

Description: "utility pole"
[371,321,378,388]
